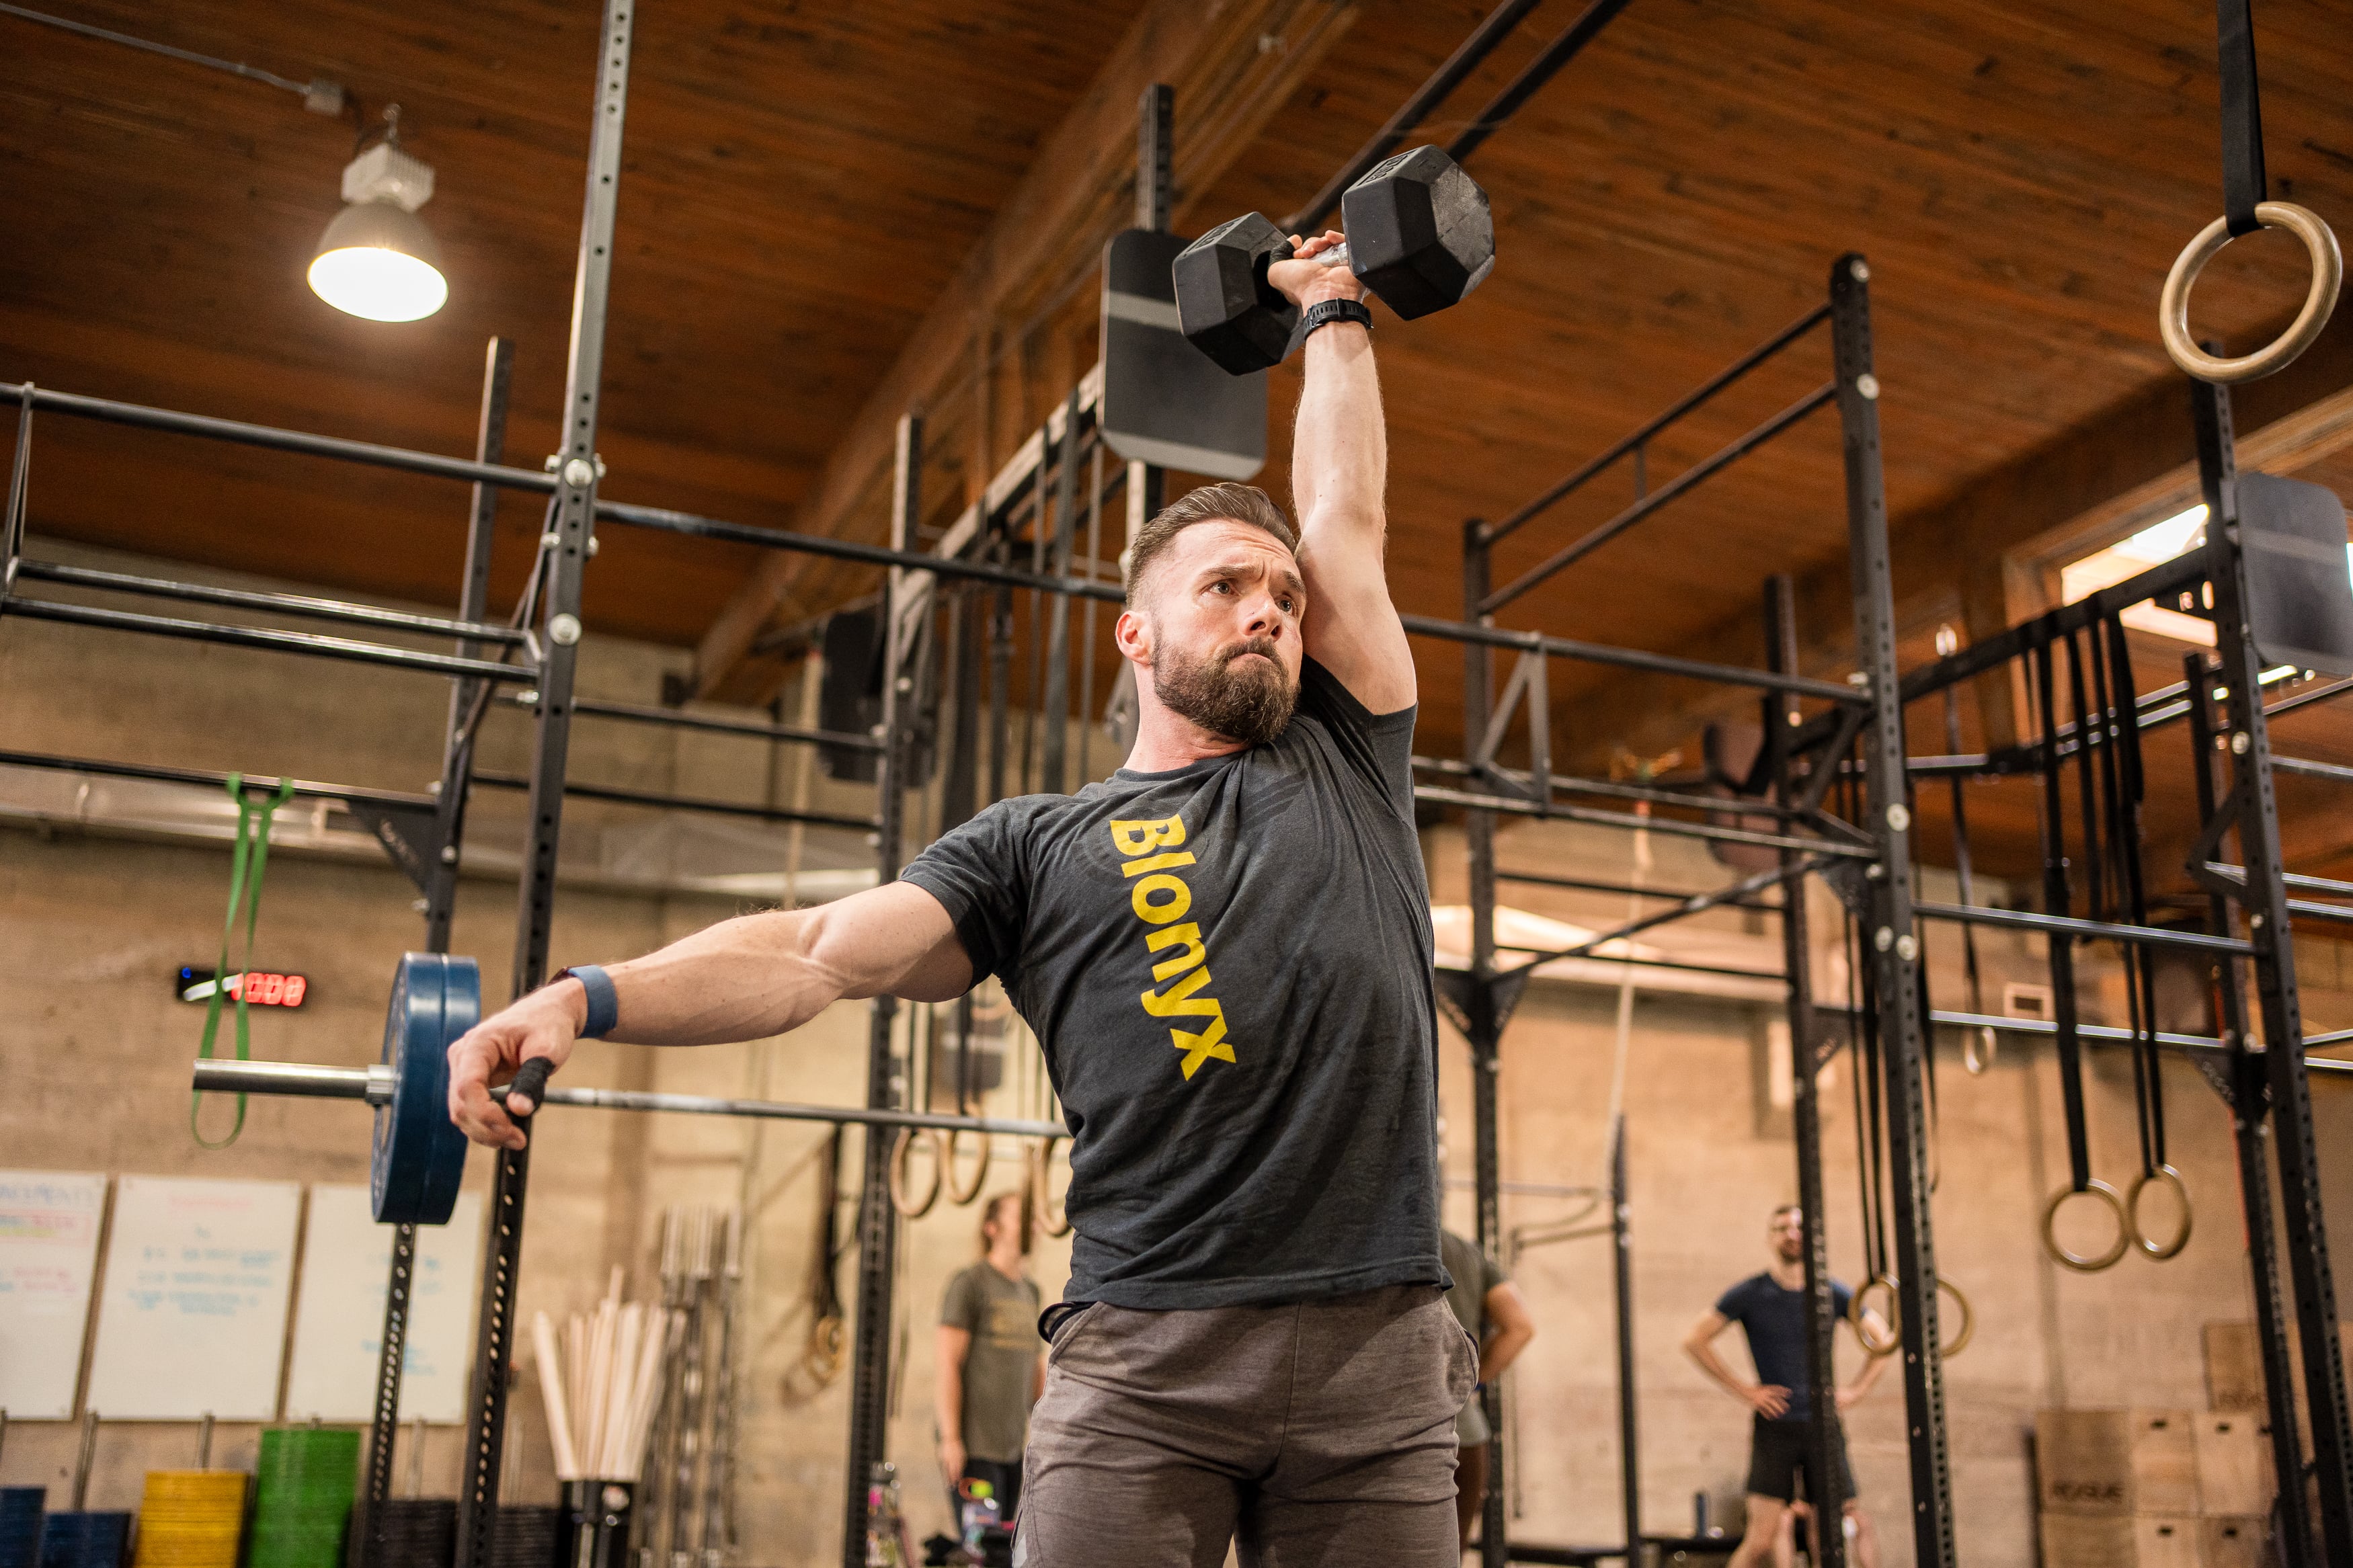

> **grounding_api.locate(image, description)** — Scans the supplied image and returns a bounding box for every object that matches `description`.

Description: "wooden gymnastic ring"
[888,1127,945,1218]
[1936,1275,1975,1360]
[2160,202,2343,385]
[1962,1024,1995,1076]
[2041,1180,2130,1273]
[2127,1164,2193,1261]
[1027,1136,1072,1239]
[943,1126,992,1207]
[1848,1274,1902,1358]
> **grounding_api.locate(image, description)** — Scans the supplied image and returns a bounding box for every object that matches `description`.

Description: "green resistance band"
[192,773,298,1149]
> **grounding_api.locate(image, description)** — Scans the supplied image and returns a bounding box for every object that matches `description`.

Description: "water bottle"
[958,1481,1000,1552]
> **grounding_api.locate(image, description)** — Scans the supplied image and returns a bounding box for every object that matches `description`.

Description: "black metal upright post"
[2184,654,2313,1568]
[1766,573,1846,1568]
[456,5,631,1563]
[1039,389,1080,792]
[1124,85,1171,545]
[840,415,919,1568]
[362,337,514,1568]
[1607,1115,1639,1565]
[2192,378,2353,1563]
[1829,253,1954,1568]
[1459,520,1509,1568]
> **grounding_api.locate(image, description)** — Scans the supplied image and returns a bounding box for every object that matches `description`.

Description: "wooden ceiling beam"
[684,0,1359,702]
[1546,305,2353,772]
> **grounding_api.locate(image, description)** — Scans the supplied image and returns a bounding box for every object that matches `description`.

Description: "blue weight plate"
[372,953,477,1224]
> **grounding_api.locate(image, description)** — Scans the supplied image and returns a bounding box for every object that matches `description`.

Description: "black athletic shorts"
[1746,1416,1856,1505]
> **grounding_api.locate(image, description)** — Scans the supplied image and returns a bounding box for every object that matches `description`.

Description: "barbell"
[188,952,1070,1225]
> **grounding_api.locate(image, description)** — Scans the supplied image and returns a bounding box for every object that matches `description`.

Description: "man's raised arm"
[445,880,971,1148]
[1268,232,1415,714]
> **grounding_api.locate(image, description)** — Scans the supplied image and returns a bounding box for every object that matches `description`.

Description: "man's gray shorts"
[1014,1284,1475,1568]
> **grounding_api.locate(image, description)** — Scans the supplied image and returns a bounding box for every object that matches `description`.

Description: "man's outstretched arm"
[446,880,971,1148]
[1269,233,1414,714]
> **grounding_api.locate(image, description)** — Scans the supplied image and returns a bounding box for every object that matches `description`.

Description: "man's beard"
[1151,632,1298,746]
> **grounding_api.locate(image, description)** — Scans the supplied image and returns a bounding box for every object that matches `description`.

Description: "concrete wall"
[1428,817,2353,1567]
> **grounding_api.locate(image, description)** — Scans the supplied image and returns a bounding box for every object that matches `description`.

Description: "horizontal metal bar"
[469,769,878,831]
[1396,613,1862,704]
[1482,304,1833,546]
[15,559,530,644]
[534,693,883,752]
[0,747,436,811]
[1413,753,1808,820]
[1495,866,1782,912]
[594,497,1127,603]
[1443,0,1635,163]
[2308,1026,2353,1049]
[188,1059,1068,1138]
[1897,551,2208,702]
[0,597,539,682]
[2287,898,2353,927]
[1411,781,1876,858]
[1903,1008,2353,1076]
[2274,754,2353,786]
[1912,899,2254,954]
[1480,382,1838,614]
[1534,861,1810,964]
[2264,673,2353,720]
[12,383,556,494]
[2206,863,2353,900]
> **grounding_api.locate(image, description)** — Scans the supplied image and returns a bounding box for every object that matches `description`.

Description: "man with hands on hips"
[448,233,1476,1568]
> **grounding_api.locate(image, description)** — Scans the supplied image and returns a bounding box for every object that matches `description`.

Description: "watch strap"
[1301,298,1373,338]
[555,964,619,1039]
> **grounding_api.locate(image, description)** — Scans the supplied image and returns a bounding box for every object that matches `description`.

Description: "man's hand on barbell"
[446,981,586,1149]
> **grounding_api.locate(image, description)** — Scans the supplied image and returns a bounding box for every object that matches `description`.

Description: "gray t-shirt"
[1440,1229,1507,1445]
[902,658,1444,1311]
[940,1262,1043,1462]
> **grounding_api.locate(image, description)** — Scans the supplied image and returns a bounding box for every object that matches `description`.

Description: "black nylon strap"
[2218,0,2267,236]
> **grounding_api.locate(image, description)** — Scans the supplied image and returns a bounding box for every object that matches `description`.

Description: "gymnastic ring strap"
[1027,1136,1073,1239]
[887,1127,945,1219]
[2041,1180,2130,1273]
[1936,1275,1975,1360]
[2126,1164,2193,1261]
[943,1126,992,1207]
[1848,1274,1902,1359]
[2159,202,2342,384]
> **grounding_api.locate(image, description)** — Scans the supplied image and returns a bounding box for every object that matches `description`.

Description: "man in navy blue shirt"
[1684,1204,1888,1568]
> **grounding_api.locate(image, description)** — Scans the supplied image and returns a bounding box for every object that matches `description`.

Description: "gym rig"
[3,3,2350,1568]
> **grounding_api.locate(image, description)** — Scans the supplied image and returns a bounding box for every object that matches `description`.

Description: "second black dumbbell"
[1172,145,1496,376]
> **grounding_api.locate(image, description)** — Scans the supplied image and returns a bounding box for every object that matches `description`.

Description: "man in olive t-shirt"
[938,1193,1045,1517]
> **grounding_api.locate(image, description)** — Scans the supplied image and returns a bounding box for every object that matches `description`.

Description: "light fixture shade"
[309,200,448,322]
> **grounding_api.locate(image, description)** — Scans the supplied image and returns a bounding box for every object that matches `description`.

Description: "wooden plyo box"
[2193,1413,2273,1517]
[2037,1514,2200,1568]
[2037,1409,2199,1516]
[2203,1320,2353,1413]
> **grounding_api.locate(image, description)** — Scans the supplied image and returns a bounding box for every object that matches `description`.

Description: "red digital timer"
[176,967,309,1007]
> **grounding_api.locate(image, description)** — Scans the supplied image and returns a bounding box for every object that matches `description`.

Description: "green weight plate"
[371,953,479,1224]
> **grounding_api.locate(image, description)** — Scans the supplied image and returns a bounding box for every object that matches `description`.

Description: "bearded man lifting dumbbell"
[449,155,1490,1568]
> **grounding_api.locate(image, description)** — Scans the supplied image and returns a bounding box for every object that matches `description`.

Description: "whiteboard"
[85,1176,301,1419]
[283,1185,483,1422]
[0,1170,109,1418]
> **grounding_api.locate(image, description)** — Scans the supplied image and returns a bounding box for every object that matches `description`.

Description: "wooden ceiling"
[5,0,2351,885]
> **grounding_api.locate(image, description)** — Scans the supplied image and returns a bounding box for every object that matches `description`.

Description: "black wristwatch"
[1301,298,1373,339]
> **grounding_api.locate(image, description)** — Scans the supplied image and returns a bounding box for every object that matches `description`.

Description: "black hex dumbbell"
[1172,145,1496,376]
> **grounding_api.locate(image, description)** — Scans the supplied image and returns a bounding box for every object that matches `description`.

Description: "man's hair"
[981,1190,1030,1255]
[1123,482,1298,606]
[1769,1202,1802,1224]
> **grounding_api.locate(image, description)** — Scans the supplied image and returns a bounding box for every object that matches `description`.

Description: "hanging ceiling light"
[309,105,447,322]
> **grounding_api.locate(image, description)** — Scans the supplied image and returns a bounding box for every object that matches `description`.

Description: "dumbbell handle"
[1273,240,1353,270]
